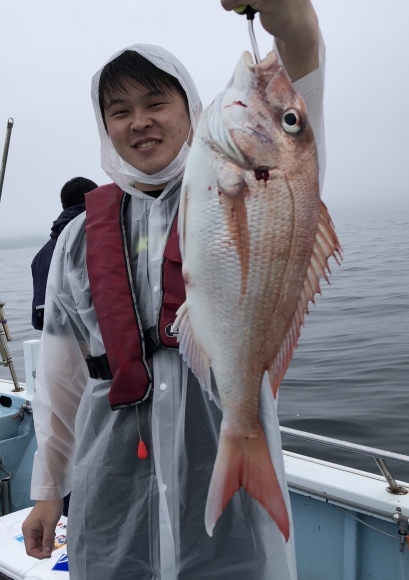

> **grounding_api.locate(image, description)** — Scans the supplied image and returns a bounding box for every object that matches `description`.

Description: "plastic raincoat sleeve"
[30,219,89,500]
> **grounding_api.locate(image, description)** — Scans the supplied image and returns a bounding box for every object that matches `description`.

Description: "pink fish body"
[175,51,341,541]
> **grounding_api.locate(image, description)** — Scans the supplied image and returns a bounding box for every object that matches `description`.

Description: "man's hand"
[221,0,320,81]
[22,499,64,559]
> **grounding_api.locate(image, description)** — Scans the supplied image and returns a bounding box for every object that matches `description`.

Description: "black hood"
[50,203,85,238]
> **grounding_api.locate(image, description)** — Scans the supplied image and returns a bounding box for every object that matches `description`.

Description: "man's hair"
[60,177,98,209]
[98,50,189,130]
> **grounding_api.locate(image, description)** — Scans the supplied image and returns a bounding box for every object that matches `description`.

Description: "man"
[23,1,325,578]
[31,177,98,331]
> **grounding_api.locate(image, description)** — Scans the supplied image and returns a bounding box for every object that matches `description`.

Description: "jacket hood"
[51,203,86,237]
[91,44,203,197]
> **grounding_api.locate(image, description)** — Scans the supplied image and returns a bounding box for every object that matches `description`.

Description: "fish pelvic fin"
[205,424,290,542]
[268,199,342,398]
[174,301,212,396]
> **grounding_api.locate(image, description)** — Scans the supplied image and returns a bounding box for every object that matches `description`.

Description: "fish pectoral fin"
[268,200,342,398]
[205,424,290,542]
[174,301,212,396]
[218,180,250,298]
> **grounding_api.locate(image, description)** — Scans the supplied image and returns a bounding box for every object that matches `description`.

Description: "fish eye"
[281,108,303,134]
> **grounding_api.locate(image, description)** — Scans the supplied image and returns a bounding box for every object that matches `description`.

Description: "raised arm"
[221,0,320,81]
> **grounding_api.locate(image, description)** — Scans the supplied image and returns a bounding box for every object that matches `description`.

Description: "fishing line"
[342,508,408,579]
[341,507,400,541]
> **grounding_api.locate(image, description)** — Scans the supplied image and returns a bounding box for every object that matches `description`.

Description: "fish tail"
[205,423,290,541]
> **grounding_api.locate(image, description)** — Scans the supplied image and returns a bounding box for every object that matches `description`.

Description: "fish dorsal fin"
[268,200,342,398]
[174,302,213,397]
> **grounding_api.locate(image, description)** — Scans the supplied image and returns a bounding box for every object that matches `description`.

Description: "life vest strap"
[86,353,113,381]
[86,326,162,382]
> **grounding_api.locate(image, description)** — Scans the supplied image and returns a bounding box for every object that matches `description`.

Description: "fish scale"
[175,49,341,541]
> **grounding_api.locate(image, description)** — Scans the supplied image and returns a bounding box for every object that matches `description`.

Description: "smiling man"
[22,2,326,579]
[100,52,193,188]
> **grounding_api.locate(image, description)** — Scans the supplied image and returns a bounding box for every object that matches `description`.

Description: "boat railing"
[280,426,409,495]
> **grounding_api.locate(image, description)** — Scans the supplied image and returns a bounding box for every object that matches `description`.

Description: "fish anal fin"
[174,301,212,395]
[268,200,342,398]
[205,424,290,542]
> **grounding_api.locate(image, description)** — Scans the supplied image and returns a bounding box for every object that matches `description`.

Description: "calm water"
[0,209,408,479]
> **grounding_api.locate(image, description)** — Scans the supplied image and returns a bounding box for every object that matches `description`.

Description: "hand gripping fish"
[175,50,341,541]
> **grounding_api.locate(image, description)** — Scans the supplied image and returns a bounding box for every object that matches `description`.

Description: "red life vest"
[85,183,185,409]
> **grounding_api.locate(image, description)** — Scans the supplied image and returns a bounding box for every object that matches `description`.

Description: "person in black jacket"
[31,177,98,331]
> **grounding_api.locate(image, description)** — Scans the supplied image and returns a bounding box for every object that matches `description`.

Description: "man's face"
[104,77,191,190]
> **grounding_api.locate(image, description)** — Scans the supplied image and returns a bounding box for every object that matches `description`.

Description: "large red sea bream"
[174,50,341,541]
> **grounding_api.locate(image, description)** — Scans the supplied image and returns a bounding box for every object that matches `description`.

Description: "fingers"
[22,523,54,559]
[220,1,270,16]
[221,0,245,11]
[22,500,64,560]
[41,522,56,557]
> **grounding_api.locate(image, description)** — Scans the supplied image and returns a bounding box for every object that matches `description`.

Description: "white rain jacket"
[31,39,326,580]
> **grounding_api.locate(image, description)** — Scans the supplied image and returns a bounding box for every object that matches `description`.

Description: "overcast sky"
[0,0,408,242]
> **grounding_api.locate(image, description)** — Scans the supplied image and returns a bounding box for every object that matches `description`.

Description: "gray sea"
[0,208,408,480]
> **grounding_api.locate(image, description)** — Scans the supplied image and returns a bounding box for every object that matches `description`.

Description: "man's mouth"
[132,139,161,149]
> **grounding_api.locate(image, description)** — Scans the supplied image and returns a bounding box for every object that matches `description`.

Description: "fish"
[174,50,341,541]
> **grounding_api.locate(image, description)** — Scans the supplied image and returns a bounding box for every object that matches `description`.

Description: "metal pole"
[281,426,409,466]
[0,460,12,515]
[281,426,409,495]
[0,301,23,392]
[375,457,406,495]
[0,118,14,203]
[0,119,23,392]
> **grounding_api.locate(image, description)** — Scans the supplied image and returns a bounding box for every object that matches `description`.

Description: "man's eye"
[149,102,166,108]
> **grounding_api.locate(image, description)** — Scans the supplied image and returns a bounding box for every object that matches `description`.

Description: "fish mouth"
[257,51,278,71]
[240,50,278,71]
[242,51,254,68]
[234,50,281,94]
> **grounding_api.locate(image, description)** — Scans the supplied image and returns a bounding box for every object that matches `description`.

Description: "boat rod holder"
[281,426,409,496]
[0,302,23,392]
[0,119,23,392]
[0,118,14,203]
[375,457,407,495]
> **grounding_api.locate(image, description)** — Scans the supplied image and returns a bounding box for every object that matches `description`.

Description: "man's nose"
[130,110,153,131]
